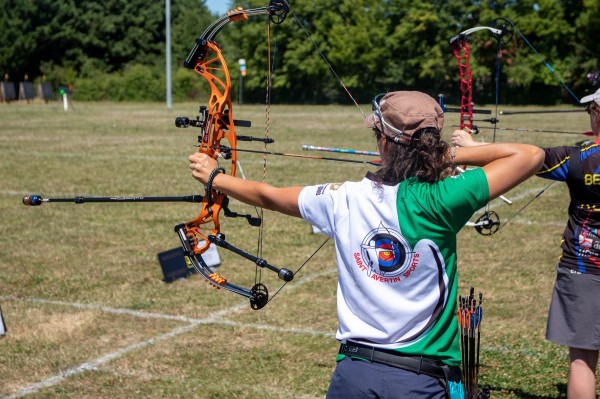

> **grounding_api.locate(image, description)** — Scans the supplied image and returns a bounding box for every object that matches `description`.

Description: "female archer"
[189,90,543,398]
[535,88,600,399]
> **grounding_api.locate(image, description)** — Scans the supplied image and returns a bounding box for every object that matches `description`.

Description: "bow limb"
[448,19,514,136]
[183,1,290,69]
[175,225,269,310]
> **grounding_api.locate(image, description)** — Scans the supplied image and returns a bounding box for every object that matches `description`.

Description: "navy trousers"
[326,357,447,399]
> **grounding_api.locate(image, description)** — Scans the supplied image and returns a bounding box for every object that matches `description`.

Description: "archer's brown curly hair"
[373,128,452,184]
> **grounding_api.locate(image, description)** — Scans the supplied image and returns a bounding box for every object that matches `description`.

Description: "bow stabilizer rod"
[23,194,204,206]
[209,233,294,282]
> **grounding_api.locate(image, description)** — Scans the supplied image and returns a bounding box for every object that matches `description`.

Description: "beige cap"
[364,91,444,142]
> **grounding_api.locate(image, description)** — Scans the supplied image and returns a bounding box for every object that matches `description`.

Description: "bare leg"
[568,347,598,399]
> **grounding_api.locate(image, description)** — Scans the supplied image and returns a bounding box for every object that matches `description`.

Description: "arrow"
[302,145,379,156]
[217,146,380,166]
[499,109,584,115]
[451,125,591,136]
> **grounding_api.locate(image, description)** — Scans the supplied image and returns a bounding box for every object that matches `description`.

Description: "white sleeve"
[298,182,348,237]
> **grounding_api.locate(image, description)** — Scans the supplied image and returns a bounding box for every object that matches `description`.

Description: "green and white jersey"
[298,168,488,366]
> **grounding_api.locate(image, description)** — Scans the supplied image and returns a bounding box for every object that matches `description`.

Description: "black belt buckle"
[340,343,358,355]
[339,342,447,380]
[343,343,375,361]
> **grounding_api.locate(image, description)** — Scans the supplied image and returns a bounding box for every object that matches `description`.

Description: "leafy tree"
[0,0,598,104]
[0,0,213,93]
[573,0,600,97]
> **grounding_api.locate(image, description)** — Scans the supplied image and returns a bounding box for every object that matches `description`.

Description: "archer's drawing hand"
[189,153,220,185]
[451,129,479,147]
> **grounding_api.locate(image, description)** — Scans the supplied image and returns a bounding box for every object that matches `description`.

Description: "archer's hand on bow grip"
[451,129,477,148]
[189,153,220,186]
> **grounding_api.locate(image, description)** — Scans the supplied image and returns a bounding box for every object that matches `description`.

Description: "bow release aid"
[175,106,251,129]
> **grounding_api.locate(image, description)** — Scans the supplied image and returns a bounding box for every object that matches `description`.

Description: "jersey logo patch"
[359,223,414,279]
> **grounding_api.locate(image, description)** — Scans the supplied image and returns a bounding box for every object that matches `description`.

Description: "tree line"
[1,0,598,105]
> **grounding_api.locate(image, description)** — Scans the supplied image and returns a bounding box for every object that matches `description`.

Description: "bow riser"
[185,196,224,255]
[182,40,238,256]
[193,41,238,174]
[450,39,475,133]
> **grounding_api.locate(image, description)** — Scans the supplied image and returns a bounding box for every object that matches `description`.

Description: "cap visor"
[580,93,595,104]
[364,113,376,128]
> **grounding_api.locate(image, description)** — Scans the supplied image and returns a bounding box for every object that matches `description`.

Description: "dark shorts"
[546,265,600,350]
[326,357,447,399]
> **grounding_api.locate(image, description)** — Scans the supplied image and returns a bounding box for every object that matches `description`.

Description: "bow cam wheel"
[250,283,269,310]
[474,211,500,236]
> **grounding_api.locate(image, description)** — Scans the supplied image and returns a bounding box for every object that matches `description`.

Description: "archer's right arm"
[452,134,544,200]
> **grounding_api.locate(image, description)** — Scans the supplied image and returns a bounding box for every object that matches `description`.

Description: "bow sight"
[175,106,274,143]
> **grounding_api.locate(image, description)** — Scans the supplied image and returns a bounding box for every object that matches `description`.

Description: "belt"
[339,341,458,381]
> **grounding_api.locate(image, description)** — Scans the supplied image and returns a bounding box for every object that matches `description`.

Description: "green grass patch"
[0,100,593,398]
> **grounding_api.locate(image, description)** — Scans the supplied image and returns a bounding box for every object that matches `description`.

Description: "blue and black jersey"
[538,143,600,274]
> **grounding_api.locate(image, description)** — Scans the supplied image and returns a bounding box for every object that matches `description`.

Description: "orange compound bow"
[174,1,293,310]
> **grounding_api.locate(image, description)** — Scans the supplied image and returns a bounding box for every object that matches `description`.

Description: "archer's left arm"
[189,152,303,218]
[536,146,571,181]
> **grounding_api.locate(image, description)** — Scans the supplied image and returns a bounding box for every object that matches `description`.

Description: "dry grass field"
[0,98,594,398]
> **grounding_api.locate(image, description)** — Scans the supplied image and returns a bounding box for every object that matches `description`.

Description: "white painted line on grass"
[2,296,202,324]
[2,322,202,399]
[0,267,337,398]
